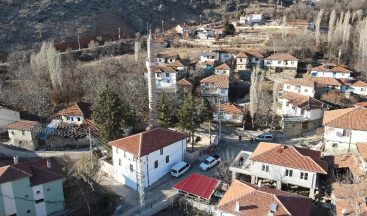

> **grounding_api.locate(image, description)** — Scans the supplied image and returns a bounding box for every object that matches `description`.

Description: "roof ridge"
[11,165,33,177]
[271,193,292,215]
[251,143,280,160]
[292,147,327,174]
[326,107,360,126]
[29,164,64,178]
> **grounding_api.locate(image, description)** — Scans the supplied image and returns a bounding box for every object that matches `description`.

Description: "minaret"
[146,30,158,129]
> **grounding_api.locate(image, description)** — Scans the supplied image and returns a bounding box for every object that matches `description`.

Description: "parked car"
[200,155,221,171]
[171,161,190,177]
[255,133,274,142]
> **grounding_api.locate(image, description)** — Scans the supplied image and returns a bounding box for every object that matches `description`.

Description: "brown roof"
[218,180,312,216]
[332,182,367,216]
[167,59,189,68]
[284,78,315,88]
[6,120,38,131]
[200,75,229,88]
[109,128,188,157]
[58,102,91,117]
[322,107,367,131]
[250,142,328,174]
[216,103,244,115]
[310,77,344,87]
[311,65,352,73]
[237,52,248,58]
[357,143,367,161]
[177,78,193,87]
[156,53,180,59]
[237,51,264,59]
[282,92,325,110]
[335,198,367,216]
[333,154,364,177]
[215,63,231,70]
[351,80,367,87]
[153,66,177,73]
[265,53,298,61]
[0,158,64,186]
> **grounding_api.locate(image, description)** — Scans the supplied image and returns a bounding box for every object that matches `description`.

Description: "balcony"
[229,151,252,175]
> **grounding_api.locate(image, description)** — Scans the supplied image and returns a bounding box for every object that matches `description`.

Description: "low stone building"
[6,120,39,150]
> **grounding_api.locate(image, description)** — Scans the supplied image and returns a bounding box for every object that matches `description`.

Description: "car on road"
[171,161,190,177]
[255,133,274,142]
[200,155,221,171]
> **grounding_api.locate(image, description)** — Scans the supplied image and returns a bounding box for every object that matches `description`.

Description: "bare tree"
[315,9,324,46]
[328,9,336,45]
[249,66,261,128]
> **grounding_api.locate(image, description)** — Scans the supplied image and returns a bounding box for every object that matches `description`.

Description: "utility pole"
[118,28,121,40]
[161,20,164,35]
[77,35,81,50]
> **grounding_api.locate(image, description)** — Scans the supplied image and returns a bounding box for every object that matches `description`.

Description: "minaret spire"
[146,29,158,129]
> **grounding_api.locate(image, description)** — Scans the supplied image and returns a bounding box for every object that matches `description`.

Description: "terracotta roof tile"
[167,59,189,68]
[200,75,229,88]
[311,65,352,74]
[333,154,364,176]
[265,53,298,61]
[351,80,367,87]
[310,77,344,86]
[322,107,367,131]
[177,78,193,87]
[284,78,315,87]
[109,128,188,156]
[58,102,91,117]
[215,63,231,70]
[153,66,177,73]
[216,103,244,115]
[250,142,328,174]
[281,92,324,110]
[6,120,38,131]
[173,173,220,200]
[357,143,367,161]
[218,180,312,216]
[237,52,248,58]
[0,165,30,184]
[156,53,180,59]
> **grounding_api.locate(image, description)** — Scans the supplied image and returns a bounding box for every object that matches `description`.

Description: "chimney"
[13,156,18,164]
[268,203,278,216]
[146,30,158,130]
[341,208,347,216]
[258,180,262,188]
[235,201,240,212]
[46,159,52,168]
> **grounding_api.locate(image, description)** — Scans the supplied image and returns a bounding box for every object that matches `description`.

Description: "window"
[71,117,74,121]
[124,151,126,158]
[36,191,40,194]
[220,89,226,94]
[285,169,293,177]
[300,172,304,179]
[11,131,14,135]
[166,73,170,77]
[278,61,281,64]
[301,109,305,115]
[166,155,169,163]
[160,148,163,155]
[118,159,121,166]
[304,173,308,180]
[25,194,28,198]
[287,85,290,89]
[77,117,81,121]
[27,210,31,214]
[47,188,50,192]
[67,117,70,121]
[342,129,350,137]
[286,101,289,106]
[129,164,133,172]
[156,74,159,78]
[361,88,366,92]
[35,198,44,203]
[22,130,25,135]
[115,147,118,154]
[240,59,243,62]
[304,89,308,92]
[261,164,269,172]
[154,160,158,169]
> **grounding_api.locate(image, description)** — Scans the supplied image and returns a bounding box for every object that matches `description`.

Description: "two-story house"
[6,120,39,151]
[230,142,328,198]
[213,103,245,124]
[348,80,367,96]
[109,128,188,190]
[264,53,298,70]
[152,66,178,89]
[200,75,229,102]
[283,78,316,97]
[310,64,352,79]
[0,157,65,216]
[199,51,219,63]
[0,105,20,133]
[323,106,367,154]
[214,63,231,76]
[156,54,180,65]
[58,102,91,125]
[235,51,264,72]
[217,180,312,216]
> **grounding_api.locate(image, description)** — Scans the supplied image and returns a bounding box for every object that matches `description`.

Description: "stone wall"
[282,118,322,138]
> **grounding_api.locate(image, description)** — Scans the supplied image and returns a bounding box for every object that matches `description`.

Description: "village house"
[323,106,367,154]
[264,53,299,70]
[217,180,312,216]
[345,79,367,96]
[0,105,20,133]
[58,102,91,125]
[199,51,219,63]
[200,75,229,102]
[283,78,317,97]
[109,127,188,190]
[175,24,193,36]
[166,59,190,73]
[235,51,264,72]
[196,26,215,39]
[156,54,180,65]
[152,66,178,89]
[176,78,193,96]
[0,157,65,216]
[6,120,39,151]
[230,142,328,198]
[213,103,245,124]
[214,63,231,76]
[310,64,353,79]
[152,37,168,49]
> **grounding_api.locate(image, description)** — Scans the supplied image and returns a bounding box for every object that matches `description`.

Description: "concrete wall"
[324,126,367,154]
[282,100,323,121]
[311,71,352,79]
[351,86,367,96]
[265,60,298,68]
[43,179,65,215]
[8,129,38,150]
[44,136,89,148]
[282,119,321,138]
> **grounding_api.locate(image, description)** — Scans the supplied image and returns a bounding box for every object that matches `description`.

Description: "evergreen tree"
[157,94,172,128]
[223,21,236,35]
[93,86,124,145]
[199,98,213,145]
[177,94,201,151]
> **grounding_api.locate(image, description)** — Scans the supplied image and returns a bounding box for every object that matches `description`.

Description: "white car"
[200,155,221,171]
[171,161,190,177]
[255,133,274,142]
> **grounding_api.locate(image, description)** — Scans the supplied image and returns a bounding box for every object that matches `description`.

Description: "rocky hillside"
[0,0,237,55]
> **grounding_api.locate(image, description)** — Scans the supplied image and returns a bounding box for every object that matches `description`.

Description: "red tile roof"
[173,173,220,200]
[177,78,193,87]
[265,53,298,61]
[153,37,167,44]
[357,143,367,161]
[218,180,312,216]
[215,63,231,70]
[351,80,367,87]
[284,78,315,88]
[310,77,344,87]
[153,66,177,73]
[216,103,244,115]
[281,92,325,110]
[200,75,229,88]
[167,59,189,68]
[250,142,328,174]
[58,102,91,117]
[311,65,352,73]
[0,158,64,186]
[322,107,367,131]
[6,120,38,131]
[109,128,188,156]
